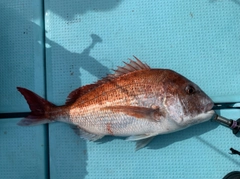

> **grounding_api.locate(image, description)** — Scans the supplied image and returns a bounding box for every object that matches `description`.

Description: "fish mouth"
[204,102,214,113]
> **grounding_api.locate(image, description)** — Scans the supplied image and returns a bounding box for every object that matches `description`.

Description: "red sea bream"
[17,57,215,150]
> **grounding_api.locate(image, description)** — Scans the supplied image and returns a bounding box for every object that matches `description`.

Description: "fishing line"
[0,112,30,119]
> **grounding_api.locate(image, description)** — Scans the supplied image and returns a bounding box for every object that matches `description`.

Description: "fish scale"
[17,57,215,150]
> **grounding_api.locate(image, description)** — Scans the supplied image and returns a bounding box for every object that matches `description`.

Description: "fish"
[17,56,215,150]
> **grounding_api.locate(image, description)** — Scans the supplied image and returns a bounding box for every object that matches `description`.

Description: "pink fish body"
[17,57,214,150]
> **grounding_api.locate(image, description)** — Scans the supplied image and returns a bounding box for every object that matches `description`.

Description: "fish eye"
[185,85,196,95]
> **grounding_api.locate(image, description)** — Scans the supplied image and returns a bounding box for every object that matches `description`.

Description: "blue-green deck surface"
[0,0,240,178]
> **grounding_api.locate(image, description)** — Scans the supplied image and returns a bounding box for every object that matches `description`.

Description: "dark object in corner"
[223,171,240,179]
[229,148,240,156]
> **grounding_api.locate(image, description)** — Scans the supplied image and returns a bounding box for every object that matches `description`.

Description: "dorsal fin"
[66,84,99,105]
[98,56,151,83]
[112,56,150,77]
[66,56,150,104]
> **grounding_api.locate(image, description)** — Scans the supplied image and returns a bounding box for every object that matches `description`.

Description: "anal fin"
[126,134,156,150]
[135,137,154,151]
[71,126,104,141]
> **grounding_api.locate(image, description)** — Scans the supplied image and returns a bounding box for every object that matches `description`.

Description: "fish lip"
[204,102,214,112]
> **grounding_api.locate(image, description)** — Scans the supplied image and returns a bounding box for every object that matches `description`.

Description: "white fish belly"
[69,112,181,136]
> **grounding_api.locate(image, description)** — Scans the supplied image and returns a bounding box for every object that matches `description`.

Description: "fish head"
[162,70,215,128]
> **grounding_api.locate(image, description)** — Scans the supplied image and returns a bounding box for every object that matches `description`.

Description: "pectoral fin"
[102,106,164,121]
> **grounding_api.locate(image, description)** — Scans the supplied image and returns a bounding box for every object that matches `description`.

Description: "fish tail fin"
[17,87,56,126]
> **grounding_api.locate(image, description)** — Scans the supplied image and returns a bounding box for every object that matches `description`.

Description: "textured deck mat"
[45,0,240,103]
[45,0,240,179]
[0,0,45,113]
[0,118,48,179]
[0,0,46,178]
